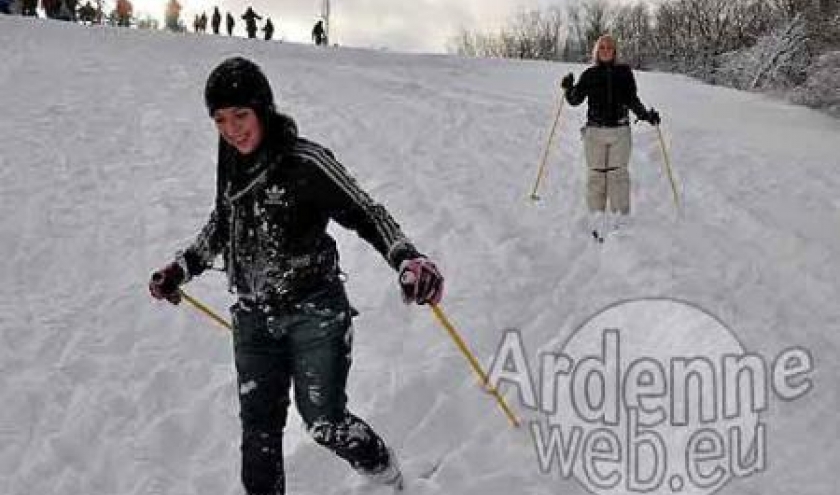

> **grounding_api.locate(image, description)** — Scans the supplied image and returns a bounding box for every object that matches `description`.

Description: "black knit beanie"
[204,57,275,119]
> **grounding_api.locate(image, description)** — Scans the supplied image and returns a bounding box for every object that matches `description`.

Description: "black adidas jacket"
[566,62,649,127]
[176,112,420,306]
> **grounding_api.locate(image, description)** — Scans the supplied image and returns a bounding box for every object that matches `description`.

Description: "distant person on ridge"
[225,11,234,36]
[561,34,660,241]
[94,0,103,23]
[116,0,131,27]
[262,17,274,41]
[148,56,442,495]
[192,12,207,33]
[38,0,55,17]
[241,6,261,39]
[312,19,327,46]
[211,6,220,34]
[78,1,96,23]
[64,0,77,21]
[164,0,181,31]
[55,0,71,20]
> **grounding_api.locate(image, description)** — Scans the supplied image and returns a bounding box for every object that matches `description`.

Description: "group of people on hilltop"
[178,5,327,43]
[1,0,329,45]
[208,5,236,36]
[5,0,125,26]
[8,0,100,22]
[192,10,206,33]
[187,6,273,40]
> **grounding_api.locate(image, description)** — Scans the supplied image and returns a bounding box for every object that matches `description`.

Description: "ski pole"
[655,125,680,212]
[175,293,521,426]
[429,304,520,428]
[530,87,565,201]
[178,289,233,331]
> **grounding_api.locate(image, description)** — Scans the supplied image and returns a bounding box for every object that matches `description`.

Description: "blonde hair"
[592,34,618,63]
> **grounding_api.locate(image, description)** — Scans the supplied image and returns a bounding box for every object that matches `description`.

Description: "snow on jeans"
[583,125,632,214]
[231,282,389,495]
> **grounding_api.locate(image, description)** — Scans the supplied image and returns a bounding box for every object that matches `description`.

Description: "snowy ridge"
[1,15,838,495]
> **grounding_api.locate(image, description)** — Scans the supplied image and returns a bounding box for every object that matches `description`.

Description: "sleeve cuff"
[387,238,422,270]
[174,251,194,284]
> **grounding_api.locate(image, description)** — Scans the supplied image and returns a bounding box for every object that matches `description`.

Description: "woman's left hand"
[646,108,661,126]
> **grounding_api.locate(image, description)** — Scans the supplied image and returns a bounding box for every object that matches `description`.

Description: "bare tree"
[564,2,587,61]
[448,8,564,61]
[582,0,613,52]
[716,15,809,88]
[792,49,840,116]
[612,3,653,68]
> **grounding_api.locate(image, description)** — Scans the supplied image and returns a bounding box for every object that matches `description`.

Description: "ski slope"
[1,15,838,495]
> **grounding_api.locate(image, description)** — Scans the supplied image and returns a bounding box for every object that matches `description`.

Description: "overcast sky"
[129,0,573,53]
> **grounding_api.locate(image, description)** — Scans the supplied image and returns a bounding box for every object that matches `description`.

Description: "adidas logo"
[265,186,286,205]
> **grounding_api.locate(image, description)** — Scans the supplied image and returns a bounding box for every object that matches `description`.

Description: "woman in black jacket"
[149,57,443,494]
[561,34,660,239]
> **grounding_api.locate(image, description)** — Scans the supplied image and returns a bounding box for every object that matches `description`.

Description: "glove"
[398,257,444,305]
[560,73,574,91]
[149,262,186,304]
[645,108,661,126]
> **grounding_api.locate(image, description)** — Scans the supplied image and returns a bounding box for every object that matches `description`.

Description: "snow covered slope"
[1,15,838,495]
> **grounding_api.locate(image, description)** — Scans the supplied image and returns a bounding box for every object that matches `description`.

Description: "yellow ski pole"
[530,87,566,201]
[178,289,233,331]
[429,304,520,428]
[655,125,680,212]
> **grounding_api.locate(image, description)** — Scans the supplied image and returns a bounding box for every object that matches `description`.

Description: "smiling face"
[596,39,616,63]
[592,35,617,64]
[213,107,264,155]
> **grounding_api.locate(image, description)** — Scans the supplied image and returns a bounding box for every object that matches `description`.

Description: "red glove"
[149,262,186,304]
[399,258,444,305]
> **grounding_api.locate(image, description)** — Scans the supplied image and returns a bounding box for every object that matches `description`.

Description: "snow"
[1,15,839,495]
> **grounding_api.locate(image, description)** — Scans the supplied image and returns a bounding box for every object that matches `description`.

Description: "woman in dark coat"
[561,34,661,239]
[149,57,443,495]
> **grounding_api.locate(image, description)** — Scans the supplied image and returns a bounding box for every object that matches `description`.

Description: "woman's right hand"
[149,262,186,304]
[560,73,575,91]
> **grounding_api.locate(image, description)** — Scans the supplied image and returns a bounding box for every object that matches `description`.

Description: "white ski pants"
[583,125,632,214]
